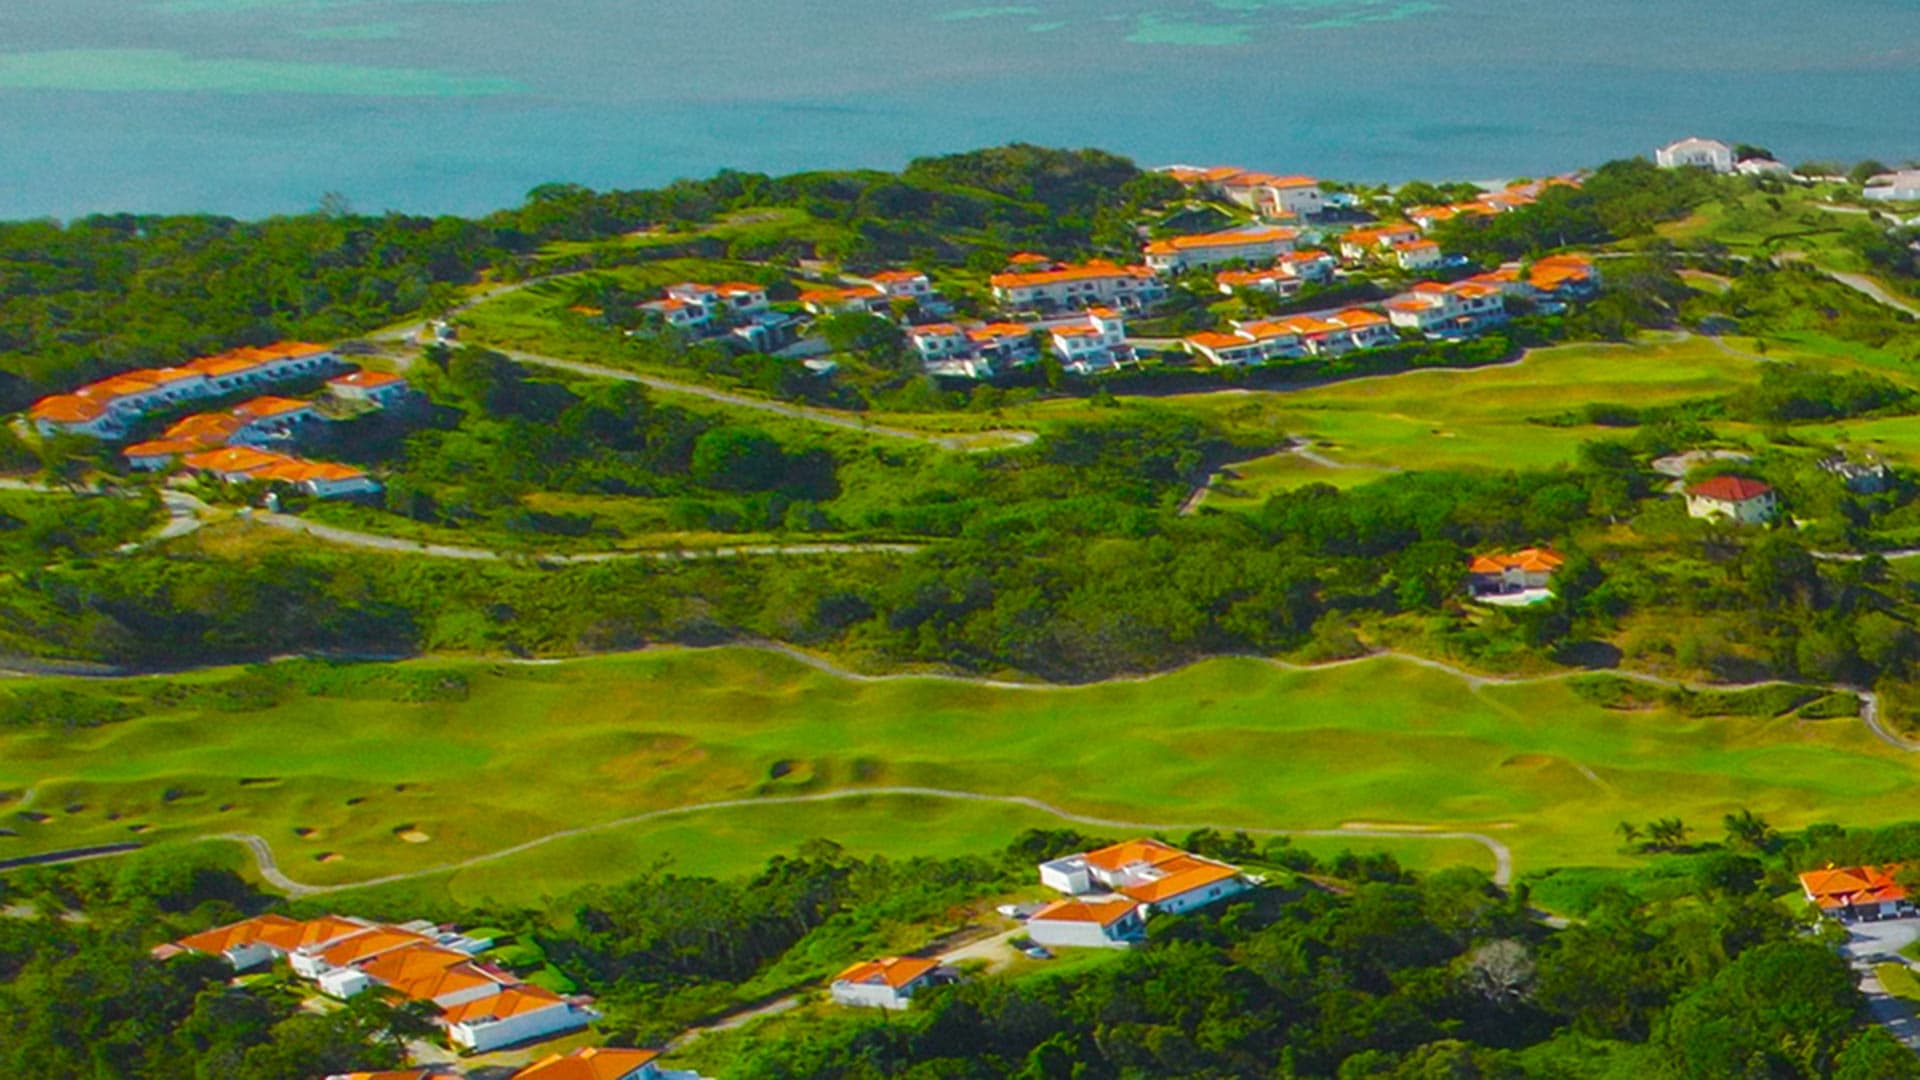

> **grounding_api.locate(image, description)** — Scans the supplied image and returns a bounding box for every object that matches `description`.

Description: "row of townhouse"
[831,838,1255,1012]
[1336,224,1436,269]
[28,342,339,439]
[988,258,1166,312]
[1142,225,1299,274]
[798,270,941,315]
[160,913,599,1053]
[1383,279,1509,337]
[1184,309,1397,366]
[1160,166,1328,220]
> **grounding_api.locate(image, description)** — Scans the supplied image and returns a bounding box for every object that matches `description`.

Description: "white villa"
[1183,309,1396,367]
[1685,475,1778,524]
[1863,170,1920,203]
[328,369,412,408]
[829,956,943,1010]
[1026,897,1146,950]
[1655,137,1735,173]
[1047,307,1131,374]
[445,986,600,1053]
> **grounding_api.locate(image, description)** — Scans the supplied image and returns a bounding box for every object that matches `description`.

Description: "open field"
[4,646,1916,899]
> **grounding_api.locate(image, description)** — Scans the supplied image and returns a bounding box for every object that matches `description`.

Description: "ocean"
[2,0,1917,219]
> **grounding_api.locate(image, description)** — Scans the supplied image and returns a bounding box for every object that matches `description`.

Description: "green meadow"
[4,646,1914,900]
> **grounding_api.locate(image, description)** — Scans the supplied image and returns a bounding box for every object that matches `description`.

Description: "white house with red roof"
[1468,548,1565,600]
[829,956,944,1010]
[328,369,412,408]
[667,281,769,315]
[1685,475,1777,524]
[1215,266,1303,299]
[1026,897,1147,950]
[446,986,600,1052]
[1339,225,1424,263]
[1384,280,1507,338]
[1279,249,1339,283]
[1047,308,1131,374]
[861,270,935,301]
[798,284,889,315]
[1393,239,1443,271]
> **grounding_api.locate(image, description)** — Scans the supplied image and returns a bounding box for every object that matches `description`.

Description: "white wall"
[451,1003,591,1052]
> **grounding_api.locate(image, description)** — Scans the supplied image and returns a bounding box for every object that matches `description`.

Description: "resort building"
[28,342,336,438]
[1655,137,1735,173]
[1183,308,1396,367]
[445,986,600,1053]
[1046,307,1131,374]
[861,269,936,301]
[1143,226,1299,274]
[1799,864,1914,921]
[1279,249,1339,282]
[1383,280,1508,337]
[829,956,943,1010]
[1863,170,1920,203]
[1038,838,1251,914]
[798,284,889,315]
[907,321,1037,379]
[1339,225,1424,263]
[1684,475,1777,524]
[989,260,1164,312]
[1215,266,1303,298]
[1467,548,1566,600]
[1392,238,1443,271]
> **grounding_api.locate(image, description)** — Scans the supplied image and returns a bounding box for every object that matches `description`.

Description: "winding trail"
[212,786,1514,899]
[246,511,921,563]
[495,347,1038,452]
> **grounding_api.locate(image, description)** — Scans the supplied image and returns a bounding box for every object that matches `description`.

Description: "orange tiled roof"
[908,323,963,337]
[1800,864,1909,909]
[512,1048,663,1080]
[29,395,110,423]
[443,985,567,1025]
[182,446,296,476]
[1469,548,1566,575]
[868,270,928,283]
[1082,838,1184,873]
[1119,854,1241,904]
[330,370,405,389]
[990,261,1154,289]
[1187,331,1261,350]
[1031,897,1140,926]
[967,322,1031,341]
[123,438,203,460]
[834,956,939,989]
[318,927,430,967]
[1144,226,1299,256]
[176,914,303,957]
[234,396,314,420]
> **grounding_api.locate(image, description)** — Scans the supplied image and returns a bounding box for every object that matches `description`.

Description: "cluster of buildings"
[1160,167,1329,220]
[1182,254,1597,367]
[26,343,399,500]
[1799,863,1915,922]
[158,913,600,1053]
[830,837,1252,1011]
[637,281,805,352]
[28,342,339,440]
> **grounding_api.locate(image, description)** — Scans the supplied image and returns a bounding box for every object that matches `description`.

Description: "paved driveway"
[1840,918,1920,1050]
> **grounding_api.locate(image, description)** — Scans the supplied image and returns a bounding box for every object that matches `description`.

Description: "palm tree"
[1616,821,1642,847]
[1723,808,1778,852]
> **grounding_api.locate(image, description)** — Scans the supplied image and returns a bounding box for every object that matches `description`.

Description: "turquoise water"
[3,0,1917,218]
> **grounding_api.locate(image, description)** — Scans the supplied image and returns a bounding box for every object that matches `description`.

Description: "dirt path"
[246,511,921,563]
[496,347,1037,452]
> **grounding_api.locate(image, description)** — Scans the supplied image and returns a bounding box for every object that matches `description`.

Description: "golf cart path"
[213,786,1515,898]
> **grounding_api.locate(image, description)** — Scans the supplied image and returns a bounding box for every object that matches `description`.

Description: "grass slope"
[3,647,1914,899]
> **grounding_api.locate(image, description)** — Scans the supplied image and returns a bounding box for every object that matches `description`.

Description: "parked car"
[1022,945,1053,960]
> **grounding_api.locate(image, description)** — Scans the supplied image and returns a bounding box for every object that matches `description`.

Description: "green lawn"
[1878,962,1920,1002]
[4,646,1915,899]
